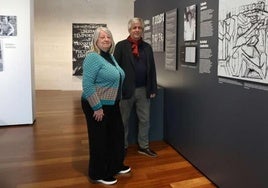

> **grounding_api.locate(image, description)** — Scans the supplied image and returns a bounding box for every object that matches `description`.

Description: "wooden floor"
[0,90,217,188]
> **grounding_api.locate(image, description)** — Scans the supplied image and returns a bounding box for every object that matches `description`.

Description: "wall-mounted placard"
[165,8,178,71]
[0,40,3,71]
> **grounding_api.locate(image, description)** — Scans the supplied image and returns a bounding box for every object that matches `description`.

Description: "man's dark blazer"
[114,39,157,99]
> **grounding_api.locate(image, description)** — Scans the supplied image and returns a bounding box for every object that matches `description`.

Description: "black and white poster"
[72,23,106,76]
[0,15,17,36]
[184,4,197,41]
[143,19,152,45]
[152,13,165,52]
[218,0,268,84]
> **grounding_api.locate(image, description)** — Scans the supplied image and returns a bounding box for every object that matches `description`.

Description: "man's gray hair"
[128,17,144,31]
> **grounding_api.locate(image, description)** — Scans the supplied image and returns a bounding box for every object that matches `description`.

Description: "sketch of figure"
[184,4,196,41]
[218,0,268,84]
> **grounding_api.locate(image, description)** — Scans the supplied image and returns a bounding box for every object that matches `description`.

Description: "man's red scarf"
[127,36,142,57]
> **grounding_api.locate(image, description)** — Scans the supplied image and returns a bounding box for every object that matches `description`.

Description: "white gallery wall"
[34,0,134,90]
[0,0,35,126]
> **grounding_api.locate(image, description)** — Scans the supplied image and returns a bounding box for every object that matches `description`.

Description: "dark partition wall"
[135,0,268,187]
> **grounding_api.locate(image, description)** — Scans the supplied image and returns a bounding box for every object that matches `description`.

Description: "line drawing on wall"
[218,0,268,84]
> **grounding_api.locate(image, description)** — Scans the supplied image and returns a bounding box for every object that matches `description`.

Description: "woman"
[81,27,130,185]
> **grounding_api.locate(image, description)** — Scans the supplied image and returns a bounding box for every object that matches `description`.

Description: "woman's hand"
[93,109,104,122]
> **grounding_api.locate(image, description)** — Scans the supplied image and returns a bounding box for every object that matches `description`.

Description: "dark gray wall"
[135,0,268,188]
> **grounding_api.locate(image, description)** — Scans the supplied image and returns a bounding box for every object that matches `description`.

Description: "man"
[114,17,158,157]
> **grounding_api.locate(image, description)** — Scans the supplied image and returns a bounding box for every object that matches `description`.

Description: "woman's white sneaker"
[118,166,131,174]
[92,177,117,185]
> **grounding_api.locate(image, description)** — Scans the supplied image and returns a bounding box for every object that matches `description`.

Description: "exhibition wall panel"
[0,0,35,126]
[135,0,268,187]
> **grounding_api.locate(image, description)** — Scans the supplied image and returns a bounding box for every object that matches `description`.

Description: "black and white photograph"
[0,39,3,71]
[184,4,196,41]
[218,0,268,84]
[0,15,17,36]
[72,23,106,76]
